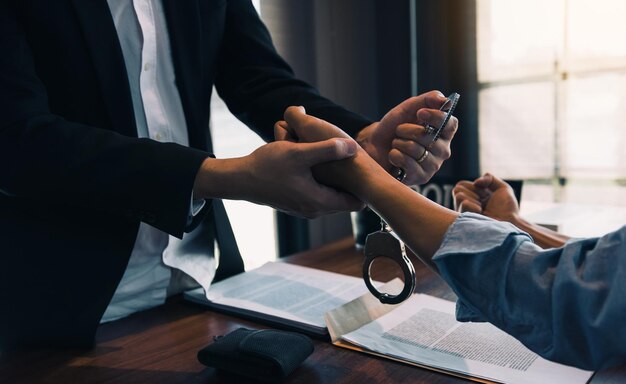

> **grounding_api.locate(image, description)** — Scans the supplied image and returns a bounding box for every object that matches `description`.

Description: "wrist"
[312,147,385,202]
[505,212,570,248]
[351,155,395,204]
[193,156,250,200]
[505,212,526,227]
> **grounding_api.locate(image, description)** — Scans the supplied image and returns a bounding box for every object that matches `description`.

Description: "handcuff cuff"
[362,93,460,305]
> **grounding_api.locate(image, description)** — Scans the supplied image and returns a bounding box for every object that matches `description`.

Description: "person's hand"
[276,106,459,264]
[274,106,383,198]
[453,173,520,222]
[193,137,364,219]
[356,91,459,185]
[275,106,355,143]
[247,139,365,217]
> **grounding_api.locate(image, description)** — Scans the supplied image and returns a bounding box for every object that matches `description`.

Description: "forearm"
[1,116,208,237]
[193,157,247,201]
[508,215,570,248]
[313,149,458,265]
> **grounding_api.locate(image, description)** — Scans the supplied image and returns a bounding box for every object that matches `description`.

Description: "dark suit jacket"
[0,0,372,349]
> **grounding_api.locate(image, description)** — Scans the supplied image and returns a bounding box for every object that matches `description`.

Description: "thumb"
[381,91,448,129]
[274,120,296,142]
[297,138,357,166]
[283,105,308,137]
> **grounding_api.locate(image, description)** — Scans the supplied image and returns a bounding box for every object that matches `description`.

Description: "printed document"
[328,287,594,384]
[184,262,371,336]
[186,264,594,384]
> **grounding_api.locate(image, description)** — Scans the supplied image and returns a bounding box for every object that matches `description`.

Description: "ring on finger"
[417,149,429,164]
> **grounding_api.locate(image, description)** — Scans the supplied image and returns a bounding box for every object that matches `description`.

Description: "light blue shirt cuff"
[433,212,532,323]
[432,212,626,369]
[435,212,531,256]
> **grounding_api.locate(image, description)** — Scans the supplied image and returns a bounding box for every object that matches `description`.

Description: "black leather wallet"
[197,328,314,382]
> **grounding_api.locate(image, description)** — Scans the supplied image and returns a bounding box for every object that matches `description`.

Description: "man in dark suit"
[0,0,457,350]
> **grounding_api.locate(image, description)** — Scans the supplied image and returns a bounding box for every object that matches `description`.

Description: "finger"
[474,172,509,192]
[403,91,450,114]
[422,90,451,109]
[452,184,481,202]
[454,180,476,191]
[453,191,480,211]
[283,105,351,142]
[416,108,448,128]
[297,138,358,166]
[455,177,489,200]
[391,129,456,184]
[284,105,306,120]
[438,116,459,141]
[457,199,483,214]
[283,106,308,136]
[274,120,295,142]
[395,123,448,159]
[454,182,490,205]
[388,148,432,185]
[453,181,477,199]
[284,105,329,141]
[381,91,449,129]
[422,135,452,160]
[391,138,427,161]
[389,141,447,185]
[415,107,459,140]
[395,123,427,142]
[394,120,456,158]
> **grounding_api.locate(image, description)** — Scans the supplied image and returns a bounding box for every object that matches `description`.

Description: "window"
[210,1,278,270]
[477,0,626,205]
[211,94,278,270]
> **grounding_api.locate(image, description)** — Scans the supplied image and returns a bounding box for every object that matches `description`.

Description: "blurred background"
[210,0,626,269]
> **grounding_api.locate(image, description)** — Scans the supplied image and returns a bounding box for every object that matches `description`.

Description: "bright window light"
[477,0,626,206]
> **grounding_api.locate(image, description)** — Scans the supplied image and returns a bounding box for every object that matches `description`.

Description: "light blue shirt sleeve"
[432,212,626,370]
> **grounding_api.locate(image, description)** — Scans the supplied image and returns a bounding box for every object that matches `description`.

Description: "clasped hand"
[194,91,458,219]
[453,173,520,222]
[357,91,458,185]
[271,91,459,195]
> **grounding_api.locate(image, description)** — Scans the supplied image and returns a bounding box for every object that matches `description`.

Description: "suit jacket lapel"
[161,0,210,150]
[71,0,137,138]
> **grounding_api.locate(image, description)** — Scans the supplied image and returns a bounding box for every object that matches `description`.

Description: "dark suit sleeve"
[214,0,374,142]
[0,3,208,238]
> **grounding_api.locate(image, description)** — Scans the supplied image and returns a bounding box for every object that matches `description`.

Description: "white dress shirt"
[101,0,214,322]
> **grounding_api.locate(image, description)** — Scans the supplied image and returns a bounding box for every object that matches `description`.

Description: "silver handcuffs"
[363,92,460,305]
[362,220,416,305]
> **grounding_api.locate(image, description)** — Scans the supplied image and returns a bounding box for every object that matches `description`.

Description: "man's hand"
[193,137,364,219]
[453,173,520,222]
[356,91,458,185]
[276,106,459,261]
[274,106,382,199]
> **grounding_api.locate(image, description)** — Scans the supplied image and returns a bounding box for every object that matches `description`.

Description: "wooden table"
[1,237,624,384]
